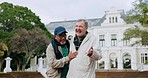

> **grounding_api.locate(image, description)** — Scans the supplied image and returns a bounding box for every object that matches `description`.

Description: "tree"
[0,2,41,30]
[9,28,50,71]
[0,2,52,71]
[0,2,52,38]
[124,0,148,46]
[0,42,8,71]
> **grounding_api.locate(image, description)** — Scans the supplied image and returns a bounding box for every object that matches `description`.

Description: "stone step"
[0,72,44,78]
[96,71,148,78]
[0,73,14,78]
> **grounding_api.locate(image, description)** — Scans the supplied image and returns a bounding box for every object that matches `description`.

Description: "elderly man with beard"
[67,19,102,78]
[46,26,78,78]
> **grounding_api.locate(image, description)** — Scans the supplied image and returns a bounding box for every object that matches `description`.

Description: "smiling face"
[55,32,67,44]
[75,20,87,37]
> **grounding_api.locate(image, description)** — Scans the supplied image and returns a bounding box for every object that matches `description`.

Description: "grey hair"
[76,19,88,29]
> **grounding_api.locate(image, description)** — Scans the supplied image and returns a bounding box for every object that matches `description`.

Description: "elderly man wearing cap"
[46,26,78,78]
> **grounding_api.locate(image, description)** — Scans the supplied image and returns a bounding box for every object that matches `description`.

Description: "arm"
[87,37,102,61]
[46,44,77,68]
[89,48,102,61]
[46,44,70,68]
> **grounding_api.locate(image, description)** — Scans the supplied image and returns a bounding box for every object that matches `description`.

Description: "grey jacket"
[46,44,70,78]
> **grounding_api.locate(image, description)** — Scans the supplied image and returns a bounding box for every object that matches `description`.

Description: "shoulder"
[46,43,53,52]
[87,32,97,40]
[47,43,52,48]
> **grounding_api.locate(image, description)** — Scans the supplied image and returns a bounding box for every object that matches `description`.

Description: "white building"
[45,7,148,71]
[26,8,148,77]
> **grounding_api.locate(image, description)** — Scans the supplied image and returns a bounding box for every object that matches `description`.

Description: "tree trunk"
[16,61,20,71]
[0,62,2,72]
[0,59,5,72]
[22,64,26,71]
[21,52,32,71]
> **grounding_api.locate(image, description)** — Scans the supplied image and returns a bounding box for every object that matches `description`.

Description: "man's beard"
[60,41,66,45]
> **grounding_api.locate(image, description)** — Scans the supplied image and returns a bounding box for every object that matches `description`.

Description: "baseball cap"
[54,26,67,35]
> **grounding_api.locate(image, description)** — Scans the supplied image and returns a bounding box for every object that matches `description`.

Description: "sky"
[0,0,135,25]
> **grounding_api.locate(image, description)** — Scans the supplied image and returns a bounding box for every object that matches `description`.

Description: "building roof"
[46,8,126,31]
[46,18,103,31]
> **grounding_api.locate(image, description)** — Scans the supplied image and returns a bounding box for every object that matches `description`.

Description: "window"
[111,34,117,46]
[123,40,130,46]
[99,35,105,47]
[145,53,148,64]
[141,54,144,63]
[109,17,111,23]
[112,17,114,23]
[115,17,118,23]
[141,53,148,64]
[123,53,131,68]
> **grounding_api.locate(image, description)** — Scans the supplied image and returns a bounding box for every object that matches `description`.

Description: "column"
[4,57,12,73]
[105,49,110,69]
[38,57,47,78]
[131,48,137,70]
[38,57,43,71]
[118,47,123,70]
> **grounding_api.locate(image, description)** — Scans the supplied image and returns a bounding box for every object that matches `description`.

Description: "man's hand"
[68,51,78,60]
[87,47,93,57]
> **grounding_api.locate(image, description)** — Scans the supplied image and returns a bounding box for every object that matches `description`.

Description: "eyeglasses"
[58,33,67,38]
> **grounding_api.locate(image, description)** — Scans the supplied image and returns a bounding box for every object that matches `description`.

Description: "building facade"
[45,8,148,71]
[22,8,148,77]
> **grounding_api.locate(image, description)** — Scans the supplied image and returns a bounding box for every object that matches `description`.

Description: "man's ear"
[54,35,58,39]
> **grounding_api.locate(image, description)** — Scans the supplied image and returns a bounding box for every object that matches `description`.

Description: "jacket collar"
[79,32,91,48]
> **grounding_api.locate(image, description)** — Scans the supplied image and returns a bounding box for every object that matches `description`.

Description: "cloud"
[0,0,135,24]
